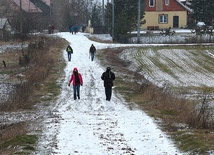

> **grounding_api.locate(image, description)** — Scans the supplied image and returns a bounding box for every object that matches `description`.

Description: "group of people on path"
[66,44,115,101]
[66,44,96,62]
[69,25,79,34]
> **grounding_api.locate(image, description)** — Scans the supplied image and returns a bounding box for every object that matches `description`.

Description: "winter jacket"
[89,44,96,54]
[101,69,115,88]
[66,45,73,53]
[68,68,83,86]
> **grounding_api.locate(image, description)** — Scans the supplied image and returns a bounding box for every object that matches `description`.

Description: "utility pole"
[19,0,23,33]
[102,0,104,25]
[137,0,141,44]
[112,0,114,41]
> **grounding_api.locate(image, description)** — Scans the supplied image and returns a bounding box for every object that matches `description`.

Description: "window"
[165,0,169,5]
[149,0,155,7]
[159,14,168,23]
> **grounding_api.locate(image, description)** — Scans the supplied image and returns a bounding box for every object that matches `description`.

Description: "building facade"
[0,18,12,40]
[142,0,191,30]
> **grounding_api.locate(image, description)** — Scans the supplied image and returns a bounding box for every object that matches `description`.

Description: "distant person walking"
[69,25,72,33]
[70,26,75,34]
[66,45,73,61]
[101,67,115,101]
[81,25,85,32]
[74,25,79,34]
[51,24,55,34]
[68,67,83,100]
[48,24,52,34]
[89,44,96,61]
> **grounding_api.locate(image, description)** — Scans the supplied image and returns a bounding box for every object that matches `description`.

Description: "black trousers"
[105,87,112,101]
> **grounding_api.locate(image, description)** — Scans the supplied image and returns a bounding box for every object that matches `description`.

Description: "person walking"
[70,26,75,34]
[68,67,83,100]
[66,45,73,61]
[89,44,96,61]
[69,25,72,33]
[101,67,115,101]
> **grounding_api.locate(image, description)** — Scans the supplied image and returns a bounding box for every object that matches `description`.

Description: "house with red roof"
[12,0,42,13]
[0,18,12,40]
[0,0,52,34]
[142,0,192,30]
[42,0,51,6]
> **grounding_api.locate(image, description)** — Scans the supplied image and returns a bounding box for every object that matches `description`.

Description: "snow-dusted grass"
[98,46,214,154]
[120,46,214,100]
[0,36,67,154]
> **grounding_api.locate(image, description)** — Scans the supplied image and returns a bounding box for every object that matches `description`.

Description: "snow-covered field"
[0,43,28,53]
[121,47,214,88]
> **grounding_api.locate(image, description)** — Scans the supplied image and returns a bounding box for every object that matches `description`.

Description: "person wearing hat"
[101,67,115,101]
[68,67,83,100]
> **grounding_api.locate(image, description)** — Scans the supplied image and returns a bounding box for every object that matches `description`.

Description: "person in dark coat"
[66,45,73,61]
[68,67,83,100]
[69,25,72,33]
[70,26,75,34]
[89,44,96,61]
[51,24,55,34]
[74,25,79,34]
[101,67,115,101]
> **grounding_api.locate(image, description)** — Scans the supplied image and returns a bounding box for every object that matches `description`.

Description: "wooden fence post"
[2,61,6,67]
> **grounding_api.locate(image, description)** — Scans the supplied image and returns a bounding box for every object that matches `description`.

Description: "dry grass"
[0,123,26,142]
[0,36,67,111]
[97,47,214,154]
[0,122,27,153]
[0,35,68,154]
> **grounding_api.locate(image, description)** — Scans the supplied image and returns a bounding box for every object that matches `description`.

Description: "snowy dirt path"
[34,32,185,155]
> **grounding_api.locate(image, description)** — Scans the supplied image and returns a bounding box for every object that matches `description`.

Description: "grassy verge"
[0,35,68,154]
[97,47,214,154]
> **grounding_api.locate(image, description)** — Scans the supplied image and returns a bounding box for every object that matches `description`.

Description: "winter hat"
[106,67,111,71]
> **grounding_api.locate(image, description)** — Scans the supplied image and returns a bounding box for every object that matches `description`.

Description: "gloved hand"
[81,84,83,86]
[68,83,70,86]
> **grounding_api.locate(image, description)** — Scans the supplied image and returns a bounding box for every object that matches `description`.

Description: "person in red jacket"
[68,67,83,100]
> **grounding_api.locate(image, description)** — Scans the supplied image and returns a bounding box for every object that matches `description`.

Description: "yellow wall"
[142,11,187,29]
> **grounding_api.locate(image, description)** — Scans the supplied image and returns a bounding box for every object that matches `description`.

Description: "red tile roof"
[12,0,42,13]
[42,0,50,6]
[0,18,8,29]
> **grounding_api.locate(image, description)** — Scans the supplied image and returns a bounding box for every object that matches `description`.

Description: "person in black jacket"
[101,67,115,101]
[89,44,96,61]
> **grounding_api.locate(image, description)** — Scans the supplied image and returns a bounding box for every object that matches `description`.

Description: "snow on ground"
[0,83,15,103]
[0,43,28,53]
[120,48,214,88]
[34,32,185,155]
